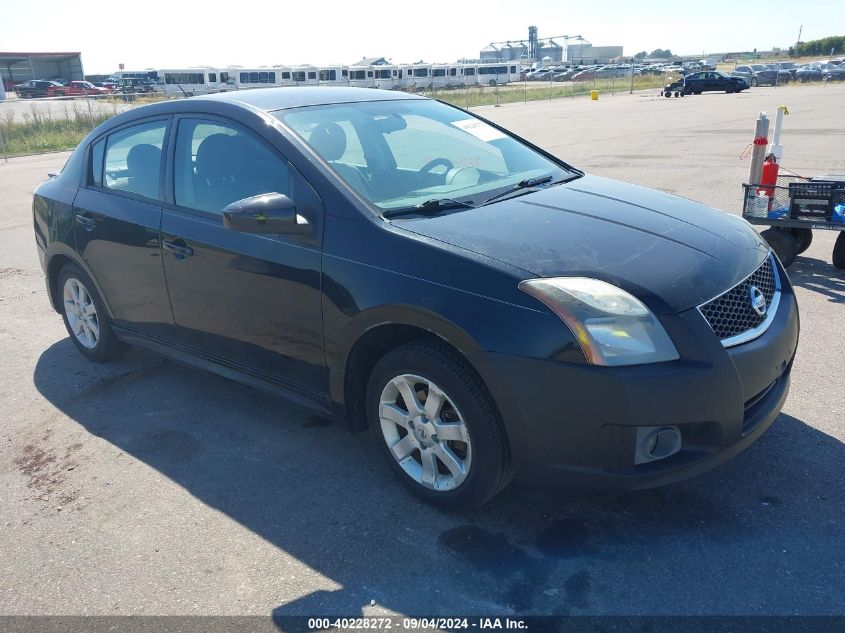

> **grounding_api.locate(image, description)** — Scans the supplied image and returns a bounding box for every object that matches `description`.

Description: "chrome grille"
[698,254,780,347]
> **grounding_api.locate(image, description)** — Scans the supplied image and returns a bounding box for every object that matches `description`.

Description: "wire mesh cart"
[742,174,845,268]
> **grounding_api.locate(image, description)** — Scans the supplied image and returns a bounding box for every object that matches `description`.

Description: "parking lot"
[1,84,843,617]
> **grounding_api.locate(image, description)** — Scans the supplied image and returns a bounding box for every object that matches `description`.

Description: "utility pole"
[796,25,802,46]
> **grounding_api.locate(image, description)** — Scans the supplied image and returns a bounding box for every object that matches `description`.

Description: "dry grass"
[416,75,669,108]
[0,101,121,156]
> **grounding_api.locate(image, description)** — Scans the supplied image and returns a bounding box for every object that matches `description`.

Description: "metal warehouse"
[0,51,84,89]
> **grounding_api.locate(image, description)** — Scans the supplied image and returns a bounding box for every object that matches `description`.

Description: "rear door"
[159,115,327,396]
[72,117,175,340]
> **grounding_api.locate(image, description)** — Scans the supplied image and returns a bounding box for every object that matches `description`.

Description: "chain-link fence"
[0,60,807,161]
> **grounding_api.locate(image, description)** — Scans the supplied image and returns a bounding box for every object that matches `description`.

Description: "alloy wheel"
[63,278,99,349]
[378,374,472,492]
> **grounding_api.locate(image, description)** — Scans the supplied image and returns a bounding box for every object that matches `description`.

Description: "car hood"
[392,175,770,314]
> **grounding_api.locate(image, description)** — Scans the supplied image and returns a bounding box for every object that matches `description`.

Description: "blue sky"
[3,0,841,73]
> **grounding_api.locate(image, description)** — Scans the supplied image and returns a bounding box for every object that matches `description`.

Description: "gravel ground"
[0,84,843,617]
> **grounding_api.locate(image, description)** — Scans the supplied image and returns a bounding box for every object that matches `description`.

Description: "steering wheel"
[419,158,454,175]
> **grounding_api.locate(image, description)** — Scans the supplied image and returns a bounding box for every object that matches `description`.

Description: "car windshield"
[751,65,768,71]
[276,99,576,212]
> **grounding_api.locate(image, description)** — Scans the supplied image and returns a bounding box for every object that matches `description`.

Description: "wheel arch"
[330,306,484,432]
[45,248,113,318]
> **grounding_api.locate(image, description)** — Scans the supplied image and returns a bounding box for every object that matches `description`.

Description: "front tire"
[367,340,511,509]
[751,77,759,87]
[58,264,126,362]
[760,228,798,267]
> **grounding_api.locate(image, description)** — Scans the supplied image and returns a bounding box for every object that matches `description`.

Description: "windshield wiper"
[481,175,571,206]
[383,197,475,219]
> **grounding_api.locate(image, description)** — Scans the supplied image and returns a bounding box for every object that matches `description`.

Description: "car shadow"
[789,255,845,303]
[32,339,845,617]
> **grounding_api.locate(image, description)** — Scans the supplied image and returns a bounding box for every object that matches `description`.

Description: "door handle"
[162,240,194,260]
[74,214,96,231]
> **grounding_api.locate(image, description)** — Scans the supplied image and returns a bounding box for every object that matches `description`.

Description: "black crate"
[788,181,835,221]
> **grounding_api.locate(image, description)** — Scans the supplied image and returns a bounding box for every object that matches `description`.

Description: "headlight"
[519,277,680,366]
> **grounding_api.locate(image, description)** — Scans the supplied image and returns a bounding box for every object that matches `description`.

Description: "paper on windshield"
[451,119,507,142]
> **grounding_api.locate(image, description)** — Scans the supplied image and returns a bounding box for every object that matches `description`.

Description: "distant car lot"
[1,84,843,617]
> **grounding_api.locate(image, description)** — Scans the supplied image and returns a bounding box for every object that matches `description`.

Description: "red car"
[64,81,111,96]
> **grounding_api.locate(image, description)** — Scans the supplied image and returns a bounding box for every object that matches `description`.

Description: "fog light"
[634,426,682,465]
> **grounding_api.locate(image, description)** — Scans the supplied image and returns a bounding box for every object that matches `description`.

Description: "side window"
[88,138,105,187]
[174,119,290,215]
[103,120,167,200]
[209,73,217,83]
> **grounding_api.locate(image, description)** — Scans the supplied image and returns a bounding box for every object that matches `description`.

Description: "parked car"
[13,80,66,98]
[664,71,748,96]
[817,63,845,80]
[551,69,578,81]
[764,64,792,84]
[526,68,554,81]
[32,87,799,507]
[64,81,111,96]
[572,69,597,81]
[774,61,800,78]
[795,64,825,82]
[114,77,156,94]
[733,64,778,87]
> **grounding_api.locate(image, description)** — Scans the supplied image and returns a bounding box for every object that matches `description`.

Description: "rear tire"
[833,233,845,270]
[725,85,735,94]
[760,228,798,268]
[57,263,127,362]
[790,228,813,255]
[366,340,511,509]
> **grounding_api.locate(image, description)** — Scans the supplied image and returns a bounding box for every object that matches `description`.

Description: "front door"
[159,116,327,396]
[72,117,175,340]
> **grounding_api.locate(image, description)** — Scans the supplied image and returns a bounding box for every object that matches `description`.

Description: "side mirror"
[222,193,310,234]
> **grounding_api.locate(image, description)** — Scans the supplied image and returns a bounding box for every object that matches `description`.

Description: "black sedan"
[32,88,799,507]
[664,71,748,96]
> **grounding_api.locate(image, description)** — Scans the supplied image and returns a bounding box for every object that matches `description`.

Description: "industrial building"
[478,27,622,65]
[0,51,84,90]
[565,44,625,64]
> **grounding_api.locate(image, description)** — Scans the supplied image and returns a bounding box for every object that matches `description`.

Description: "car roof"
[195,86,426,112]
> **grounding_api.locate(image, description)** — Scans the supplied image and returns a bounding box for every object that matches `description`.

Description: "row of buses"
[139,63,521,96]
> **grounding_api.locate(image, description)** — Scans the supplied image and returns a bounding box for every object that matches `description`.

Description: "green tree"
[795,35,844,56]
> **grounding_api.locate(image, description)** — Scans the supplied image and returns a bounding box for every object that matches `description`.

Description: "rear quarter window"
[88,139,105,187]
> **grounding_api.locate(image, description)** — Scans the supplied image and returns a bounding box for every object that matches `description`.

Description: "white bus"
[155,68,225,96]
[372,66,401,90]
[348,66,376,88]
[317,65,349,85]
[430,64,449,89]
[229,67,292,90]
[290,65,319,85]
[446,65,465,88]
[401,64,432,90]
[475,63,520,86]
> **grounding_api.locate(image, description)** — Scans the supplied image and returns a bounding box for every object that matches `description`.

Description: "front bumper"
[471,282,799,489]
